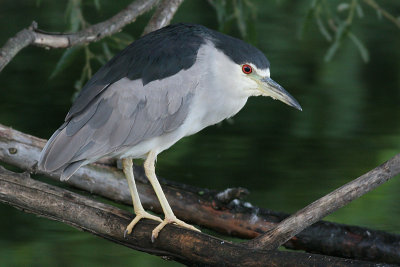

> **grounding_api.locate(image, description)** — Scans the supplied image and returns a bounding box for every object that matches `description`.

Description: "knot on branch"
[216,187,249,203]
[29,21,38,31]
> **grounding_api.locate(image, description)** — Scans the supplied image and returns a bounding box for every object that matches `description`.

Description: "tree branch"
[0,0,158,72]
[246,154,400,250]
[142,0,185,35]
[0,166,383,267]
[1,124,399,264]
[363,0,400,30]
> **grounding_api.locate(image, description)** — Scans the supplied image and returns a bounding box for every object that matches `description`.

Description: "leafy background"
[0,0,400,266]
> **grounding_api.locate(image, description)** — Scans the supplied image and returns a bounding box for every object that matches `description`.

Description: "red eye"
[242,64,252,74]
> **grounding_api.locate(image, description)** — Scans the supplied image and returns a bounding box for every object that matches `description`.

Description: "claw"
[125,210,163,237]
[151,216,200,242]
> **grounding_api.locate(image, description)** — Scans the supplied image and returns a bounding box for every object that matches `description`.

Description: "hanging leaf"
[299,0,321,39]
[324,41,341,62]
[337,3,350,12]
[65,0,83,32]
[95,55,106,65]
[102,42,113,61]
[208,0,227,29]
[234,0,247,38]
[49,46,83,79]
[349,32,370,62]
[324,21,350,61]
[356,3,364,18]
[316,14,332,41]
[243,0,257,20]
[93,0,101,10]
[65,0,73,22]
[376,9,382,20]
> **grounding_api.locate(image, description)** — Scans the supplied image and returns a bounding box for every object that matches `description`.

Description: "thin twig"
[246,153,400,250]
[363,0,400,29]
[0,0,158,72]
[347,0,358,25]
[142,0,185,35]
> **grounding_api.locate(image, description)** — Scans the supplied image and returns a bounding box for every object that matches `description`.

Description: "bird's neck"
[183,90,248,137]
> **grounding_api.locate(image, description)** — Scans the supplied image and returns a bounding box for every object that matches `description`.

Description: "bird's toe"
[151,216,200,242]
[124,211,163,238]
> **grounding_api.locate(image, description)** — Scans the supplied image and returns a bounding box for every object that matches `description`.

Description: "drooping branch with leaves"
[301,0,400,62]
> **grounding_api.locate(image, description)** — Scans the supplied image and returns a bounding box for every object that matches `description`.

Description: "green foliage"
[299,0,323,40]
[324,20,351,62]
[301,0,399,63]
[49,46,83,80]
[51,0,134,100]
[208,0,258,42]
[348,32,369,62]
[93,0,101,11]
[65,0,86,31]
[50,0,399,100]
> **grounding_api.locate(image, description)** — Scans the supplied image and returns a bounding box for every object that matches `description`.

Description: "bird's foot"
[151,215,200,242]
[124,211,163,238]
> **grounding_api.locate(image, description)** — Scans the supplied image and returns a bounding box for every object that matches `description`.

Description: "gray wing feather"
[87,97,115,129]
[39,75,196,180]
[66,84,109,121]
[167,90,183,114]
[65,103,97,136]
[164,92,193,132]
[60,160,85,181]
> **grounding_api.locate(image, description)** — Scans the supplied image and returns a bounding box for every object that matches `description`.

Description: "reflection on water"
[1,0,400,266]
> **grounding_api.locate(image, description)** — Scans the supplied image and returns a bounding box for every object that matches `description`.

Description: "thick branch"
[1,124,400,264]
[0,167,381,267]
[142,0,185,35]
[247,154,400,250]
[0,0,158,72]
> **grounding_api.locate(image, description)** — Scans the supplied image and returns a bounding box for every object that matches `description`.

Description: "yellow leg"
[122,158,162,237]
[144,151,200,241]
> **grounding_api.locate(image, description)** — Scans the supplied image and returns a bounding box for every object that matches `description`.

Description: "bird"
[38,23,301,240]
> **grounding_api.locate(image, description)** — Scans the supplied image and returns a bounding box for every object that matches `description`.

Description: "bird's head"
[204,26,302,111]
[238,63,302,111]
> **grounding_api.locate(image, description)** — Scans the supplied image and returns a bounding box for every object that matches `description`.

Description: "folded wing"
[38,76,196,181]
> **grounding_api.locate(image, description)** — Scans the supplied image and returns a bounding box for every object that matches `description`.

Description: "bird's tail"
[38,123,85,181]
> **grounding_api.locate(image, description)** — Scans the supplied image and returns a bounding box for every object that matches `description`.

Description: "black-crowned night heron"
[39,23,301,240]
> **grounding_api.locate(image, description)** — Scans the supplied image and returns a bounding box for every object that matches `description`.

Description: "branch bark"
[1,124,400,264]
[0,0,158,72]
[0,166,383,267]
[142,0,185,35]
[246,154,400,250]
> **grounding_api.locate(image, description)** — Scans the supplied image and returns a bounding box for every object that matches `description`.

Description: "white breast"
[118,43,250,159]
[181,42,251,136]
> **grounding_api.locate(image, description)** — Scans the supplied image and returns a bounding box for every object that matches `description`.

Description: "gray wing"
[38,76,196,180]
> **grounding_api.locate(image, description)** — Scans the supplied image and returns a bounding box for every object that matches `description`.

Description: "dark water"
[1,1,400,266]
